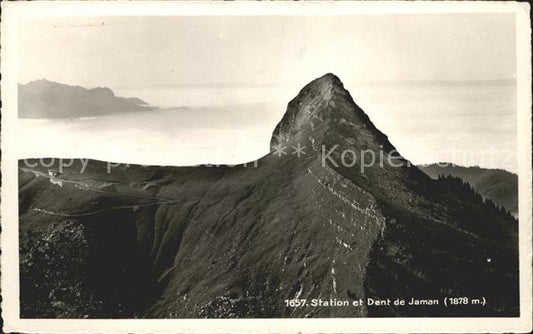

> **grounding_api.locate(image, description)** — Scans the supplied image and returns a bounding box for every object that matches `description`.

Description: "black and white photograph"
[1,1,531,333]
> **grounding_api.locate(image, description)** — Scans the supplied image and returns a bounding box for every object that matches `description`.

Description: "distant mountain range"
[18,79,156,118]
[19,74,518,318]
[418,164,518,217]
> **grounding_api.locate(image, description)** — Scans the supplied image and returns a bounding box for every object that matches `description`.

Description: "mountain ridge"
[18,79,156,118]
[418,163,518,217]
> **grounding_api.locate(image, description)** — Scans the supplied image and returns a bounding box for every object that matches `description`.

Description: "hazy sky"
[16,13,519,172]
[18,14,516,88]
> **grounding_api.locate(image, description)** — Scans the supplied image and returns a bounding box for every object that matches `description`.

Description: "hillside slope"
[18,79,155,118]
[419,164,518,217]
[19,74,518,318]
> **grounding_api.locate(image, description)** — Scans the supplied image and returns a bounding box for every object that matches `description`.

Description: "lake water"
[17,81,517,172]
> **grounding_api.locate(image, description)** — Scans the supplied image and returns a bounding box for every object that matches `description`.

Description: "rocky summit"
[19,74,518,318]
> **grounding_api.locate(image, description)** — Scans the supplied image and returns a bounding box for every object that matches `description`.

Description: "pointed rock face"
[270,74,426,211]
[270,73,396,154]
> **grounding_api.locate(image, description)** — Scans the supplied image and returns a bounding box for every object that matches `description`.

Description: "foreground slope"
[19,74,518,318]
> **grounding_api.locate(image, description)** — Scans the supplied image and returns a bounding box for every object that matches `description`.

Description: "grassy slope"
[19,154,386,318]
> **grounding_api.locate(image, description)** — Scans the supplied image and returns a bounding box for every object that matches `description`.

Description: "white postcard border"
[1,1,531,333]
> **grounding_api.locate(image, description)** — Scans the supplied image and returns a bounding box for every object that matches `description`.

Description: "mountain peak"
[270,73,348,149]
[311,72,344,88]
[270,73,396,154]
[300,73,346,104]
